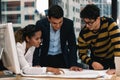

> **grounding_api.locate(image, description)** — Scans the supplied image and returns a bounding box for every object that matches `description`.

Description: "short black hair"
[48,5,64,19]
[80,4,100,20]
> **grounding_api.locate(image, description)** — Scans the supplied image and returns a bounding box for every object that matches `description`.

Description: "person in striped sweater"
[78,4,120,74]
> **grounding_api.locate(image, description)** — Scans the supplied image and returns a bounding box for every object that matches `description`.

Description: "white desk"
[1,74,120,80]
[0,71,119,80]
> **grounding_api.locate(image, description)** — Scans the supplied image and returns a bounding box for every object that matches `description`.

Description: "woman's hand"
[47,67,64,75]
[33,65,41,67]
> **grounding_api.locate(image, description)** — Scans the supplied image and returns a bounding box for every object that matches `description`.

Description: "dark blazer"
[33,17,78,68]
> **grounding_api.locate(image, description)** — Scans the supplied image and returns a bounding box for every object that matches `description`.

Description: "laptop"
[0,48,3,60]
[115,57,120,76]
[1,23,21,74]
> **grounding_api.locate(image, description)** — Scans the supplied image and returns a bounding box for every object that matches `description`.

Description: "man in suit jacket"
[33,5,82,71]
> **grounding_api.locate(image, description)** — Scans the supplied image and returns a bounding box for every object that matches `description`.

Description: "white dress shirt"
[16,41,47,75]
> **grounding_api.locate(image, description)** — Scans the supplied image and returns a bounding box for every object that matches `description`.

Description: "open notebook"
[0,23,112,79]
[21,69,108,78]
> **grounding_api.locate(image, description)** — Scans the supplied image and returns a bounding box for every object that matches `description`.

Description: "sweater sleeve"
[108,20,120,57]
[77,36,94,65]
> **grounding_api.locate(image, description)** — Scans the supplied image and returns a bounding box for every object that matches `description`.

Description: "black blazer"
[33,17,78,68]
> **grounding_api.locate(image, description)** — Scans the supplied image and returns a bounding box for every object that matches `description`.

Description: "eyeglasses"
[83,19,96,26]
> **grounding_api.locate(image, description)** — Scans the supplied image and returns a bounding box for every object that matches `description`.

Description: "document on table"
[21,69,112,79]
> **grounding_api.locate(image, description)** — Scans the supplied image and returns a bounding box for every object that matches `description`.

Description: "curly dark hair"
[48,5,64,19]
[80,4,100,20]
[15,24,41,43]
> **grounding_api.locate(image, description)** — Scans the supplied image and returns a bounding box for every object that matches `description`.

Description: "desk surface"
[0,71,119,80]
[0,75,120,80]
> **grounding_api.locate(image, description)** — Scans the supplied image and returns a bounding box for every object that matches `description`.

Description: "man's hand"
[92,62,104,70]
[69,66,82,71]
[106,69,115,75]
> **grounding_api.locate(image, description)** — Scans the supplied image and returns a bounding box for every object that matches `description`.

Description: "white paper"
[21,69,112,79]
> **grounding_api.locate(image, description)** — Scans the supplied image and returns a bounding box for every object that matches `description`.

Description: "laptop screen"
[0,27,4,60]
[0,48,3,59]
[0,23,21,74]
[115,57,120,76]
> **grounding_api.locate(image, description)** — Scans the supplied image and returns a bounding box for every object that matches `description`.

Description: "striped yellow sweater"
[78,17,120,65]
